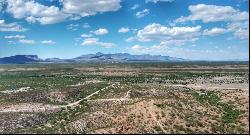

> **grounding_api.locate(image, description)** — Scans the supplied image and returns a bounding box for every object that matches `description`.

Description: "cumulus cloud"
[0,19,27,32]
[4,0,122,25]
[175,4,249,23]
[146,0,174,3]
[6,0,68,25]
[135,9,150,18]
[118,27,130,33]
[81,38,114,48]
[203,28,228,36]
[129,23,201,52]
[175,4,249,40]
[137,23,201,42]
[19,39,35,44]
[62,0,121,17]
[41,40,56,44]
[91,28,109,35]
[4,35,25,39]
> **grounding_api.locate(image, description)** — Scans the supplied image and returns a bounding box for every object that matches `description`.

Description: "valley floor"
[0,62,249,134]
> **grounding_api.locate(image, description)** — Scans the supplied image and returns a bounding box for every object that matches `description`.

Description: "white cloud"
[174,4,249,40]
[118,27,130,33]
[146,0,174,3]
[130,4,140,10]
[203,28,228,36]
[67,23,90,30]
[4,0,122,25]
[6,0,68,25]
[131,23,201,50]
[81,34,92,38]
[62,0,121,17]
[175,4,249,23]
[125,37,136,42]
[41,40,56,44]
[82,38,98,45]
[135,9,150,18]
[4,35,25,39]
[81,38,114,48]
[129,44,170,55]
[66,24,79,31]
[227,21,249,39]
[233,29,248,40]
[0,19,27,32]
[19,39,35,44]
[91,28,109,35]
[137,23,201,42]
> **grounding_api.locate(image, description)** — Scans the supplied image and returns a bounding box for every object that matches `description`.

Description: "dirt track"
[0,83,116,113]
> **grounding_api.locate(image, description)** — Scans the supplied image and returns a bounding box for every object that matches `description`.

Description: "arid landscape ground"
[0,62,249,134]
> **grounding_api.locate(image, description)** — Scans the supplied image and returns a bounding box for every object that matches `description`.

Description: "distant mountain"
[73,52,185,62]
[0,55,42,64]
[0,53,185,64]
[44,58,66,63]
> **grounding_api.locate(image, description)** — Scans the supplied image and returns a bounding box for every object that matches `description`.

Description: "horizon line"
[0,53,249,62]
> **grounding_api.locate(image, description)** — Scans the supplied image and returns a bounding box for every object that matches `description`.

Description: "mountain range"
[0,52,185,64]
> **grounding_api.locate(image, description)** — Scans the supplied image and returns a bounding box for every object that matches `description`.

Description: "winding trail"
[0,83,116,113]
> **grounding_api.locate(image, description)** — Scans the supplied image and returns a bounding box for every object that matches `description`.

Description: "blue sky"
[0,0,249,60]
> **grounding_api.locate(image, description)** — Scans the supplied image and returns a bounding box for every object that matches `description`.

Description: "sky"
[0,0,249,60]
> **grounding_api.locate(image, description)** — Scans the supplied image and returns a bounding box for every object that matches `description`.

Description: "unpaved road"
[1,83,248,113]
[0,83,116,113]
[63,83,116,107]
[90,90,132,102]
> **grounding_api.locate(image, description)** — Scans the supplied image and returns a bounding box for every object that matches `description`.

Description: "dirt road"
[0,83,116,113]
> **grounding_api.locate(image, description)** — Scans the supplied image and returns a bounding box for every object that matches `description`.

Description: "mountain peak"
[0,55,42,64]
[0,53,185,64]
